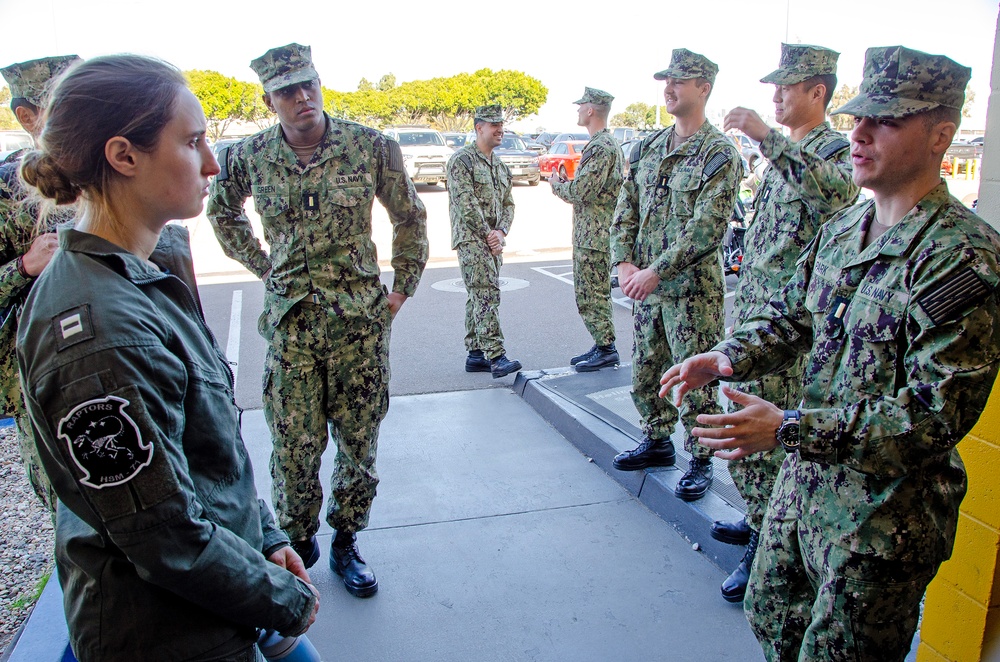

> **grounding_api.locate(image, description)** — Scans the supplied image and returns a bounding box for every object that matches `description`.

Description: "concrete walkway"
[6,388,764,662]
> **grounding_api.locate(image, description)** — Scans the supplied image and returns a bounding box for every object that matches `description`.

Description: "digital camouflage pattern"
[447,141,514,358]
[474,104,504,123]
[728,122,858,531]
[610,121,741,456]
[249,43,319,94]
[760,43,839,85]
[0,158,73,514]
[654,49,718,84]
[207,114,428,539]
[832,46,970,118]
[0,54,80,106]
[551,128,623,346]
[573,87,614,105]
[715,184,1000,660]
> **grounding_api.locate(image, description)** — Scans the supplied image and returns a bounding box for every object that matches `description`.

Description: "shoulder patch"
[216,146,230,182]
[579,148,594,169]
[918,266,993,326]
[703,152,731,180]
[58,395,153,489]
[387,139,403,173]
[52,305,95,352]
[817,138,850,161]
[458,153,474,172]
[629,141,643,165]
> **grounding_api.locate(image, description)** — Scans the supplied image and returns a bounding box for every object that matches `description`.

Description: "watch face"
[777,417,800,449]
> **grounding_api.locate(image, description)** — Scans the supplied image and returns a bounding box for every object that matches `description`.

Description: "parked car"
[0,130,33,162]
[519,135,547,156]
[460,131,540,185]
[611,127,636,144]
[539,140,588,181]
[442,132,467,150]
[382,127,454,186]
[552,131,589,145]
[534,132,560,150]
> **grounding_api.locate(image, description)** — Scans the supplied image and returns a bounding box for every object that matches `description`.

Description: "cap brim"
[572,97,587,104]
[653,68,698,81]
[759,69,813,85]
[263,66,319,94]
[831,93,940,118]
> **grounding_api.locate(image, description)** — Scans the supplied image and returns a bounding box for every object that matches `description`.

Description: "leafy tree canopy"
[610,102,674,130]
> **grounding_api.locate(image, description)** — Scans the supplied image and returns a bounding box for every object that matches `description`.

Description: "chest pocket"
[252,194,290,221]
[325,185,372,236]
[843,294,907,397]
[666,164,703,220]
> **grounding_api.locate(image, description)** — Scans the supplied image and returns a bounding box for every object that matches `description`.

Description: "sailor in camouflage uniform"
[661,47,998,661]
[609,49,742,503]
[550,87,624,372]
[207,44,428,598]
[448,104,521,379]
[709,44,859,603]
[0,54,80,513]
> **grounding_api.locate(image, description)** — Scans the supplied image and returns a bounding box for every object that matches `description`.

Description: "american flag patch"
[918,267,992,326]
[387,140,403,172]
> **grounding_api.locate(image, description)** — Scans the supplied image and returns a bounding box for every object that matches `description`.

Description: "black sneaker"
[570,345,598,365]
[490,354,522,379]
[613,437,676,471]
[575,344,619,372]
[674,457,713,502]
[290,536,320,569]
[465,350,491,373]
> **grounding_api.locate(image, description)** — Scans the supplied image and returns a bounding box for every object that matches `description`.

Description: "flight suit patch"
[58,395,153,489]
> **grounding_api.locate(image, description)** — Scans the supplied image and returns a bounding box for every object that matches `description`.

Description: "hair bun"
[20,150,80,205]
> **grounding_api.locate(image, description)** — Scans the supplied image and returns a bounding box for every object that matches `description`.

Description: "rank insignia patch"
[58,395,153,489]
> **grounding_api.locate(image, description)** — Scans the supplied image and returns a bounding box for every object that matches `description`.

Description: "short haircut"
[919,104,962,130]
[695,77,713,100]
[802,74,837,108]
[10,97,38,114]
[592,104,611,121]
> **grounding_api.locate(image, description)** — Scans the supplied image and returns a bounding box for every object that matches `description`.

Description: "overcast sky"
[1,0,997,133]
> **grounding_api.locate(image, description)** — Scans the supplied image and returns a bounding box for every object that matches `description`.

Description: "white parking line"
[531,263,735,308]
[226,289,242,385]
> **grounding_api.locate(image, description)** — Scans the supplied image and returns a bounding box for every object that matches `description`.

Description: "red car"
[540,140,588,181]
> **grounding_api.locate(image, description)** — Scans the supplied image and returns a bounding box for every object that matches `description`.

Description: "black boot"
[711,517,752,545]
[570,345,598,365]
[575,344,619,372]
[290,535,319,569]
[490,354,522,379]
[613,437,676,471]
[465,350,490,373]
[330,531,378,598]
[674,457,713,501]
[721,529,759,603]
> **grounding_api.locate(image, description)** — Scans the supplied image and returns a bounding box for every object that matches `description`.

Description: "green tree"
[828,84,859,131]
[963,83,975,119]
[357,78,374,92]
[185,70,261,140]
[611,103,673,129]
[0,87,19,131]
[477,69,548,122]
[377,73,396,91]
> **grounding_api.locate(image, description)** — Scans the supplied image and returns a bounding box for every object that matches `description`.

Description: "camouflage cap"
[475,104,504,123]
[831,46,970,118]
[573,87,614,106]
[653,49,718,84]
[0,55,81,107]
[251,43,320,94]
[760,43,839,85]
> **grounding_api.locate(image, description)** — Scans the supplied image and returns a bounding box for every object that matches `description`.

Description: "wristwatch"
[776,409,800,452]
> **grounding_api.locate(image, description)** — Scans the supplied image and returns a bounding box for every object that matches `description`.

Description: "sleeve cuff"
[797,408,841,463]
[759,129,789,161]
